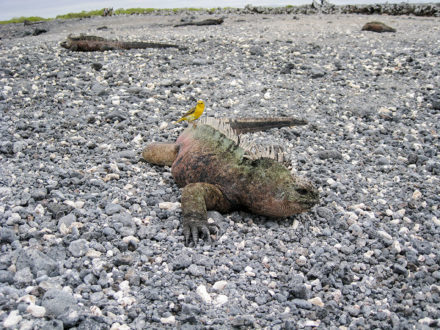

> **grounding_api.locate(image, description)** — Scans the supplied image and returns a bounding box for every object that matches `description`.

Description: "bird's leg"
[180,183,231,245]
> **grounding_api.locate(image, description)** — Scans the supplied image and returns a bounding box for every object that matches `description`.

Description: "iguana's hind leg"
[181,183,231,245]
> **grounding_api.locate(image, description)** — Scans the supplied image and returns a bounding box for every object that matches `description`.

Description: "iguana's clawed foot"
[183,218,218,246]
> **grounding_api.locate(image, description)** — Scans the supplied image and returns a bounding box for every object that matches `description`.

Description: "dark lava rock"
[0,228,17,243]
[317,150,343,160]
[42,289,80,317]
[33,28,47,36]
[91,63,103,71]
[16,248,59,276]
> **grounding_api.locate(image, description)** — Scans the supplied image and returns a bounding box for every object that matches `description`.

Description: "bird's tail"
[173,118,184,124]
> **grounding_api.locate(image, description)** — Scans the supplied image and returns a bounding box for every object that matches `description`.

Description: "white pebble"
[392,240,401,253]
[326,178,336,185]
[419,317,435,325]
[214,294,228,306]
[3,310,22,328]
[86,249,102,258]
[235,240,245,249]
[212,280,228,291]
[34,204,45,215]
[119,296,136,307]
[111,95,120,105]
[296,255,307,266]
[396,209,406,217]
[122,236,140,244]
[158,202,180,210]
[110,323,130,330]
[159,121,168,130]
[412,189,422,200]
[399,226,409,234]
[245,266,255,277]
[196,284,212,304]
[90,305,103,316]
[304,320,321,327]
[364,250,374,258]
[160,315,176,325]
[332,289,342,302]
[27,304,46,317]
[308,297,324,307]
[432,216,440,226]
[18,294,36,304]
[103,173,120,182]
[132,134,143,144]
[59,223,70,235]
[377,230,392,241]
[347,212,358,222]
[385,209,393,216]
[119,280,130,292]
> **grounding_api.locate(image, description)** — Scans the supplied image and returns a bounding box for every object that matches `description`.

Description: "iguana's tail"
[226,117,307,134]
[120,41,180,49]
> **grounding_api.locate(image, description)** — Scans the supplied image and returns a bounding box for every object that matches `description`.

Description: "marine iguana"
[361,21,396,33]
[143,117,319,245]
[174,18,224,27]
[60,34,182,52]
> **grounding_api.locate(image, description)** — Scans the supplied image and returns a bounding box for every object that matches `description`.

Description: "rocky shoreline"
[240,2,440,17]
[1,7,439,330]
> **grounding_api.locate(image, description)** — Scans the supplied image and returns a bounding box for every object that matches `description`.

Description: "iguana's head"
[60,35,73,50]
[246,158,319,217]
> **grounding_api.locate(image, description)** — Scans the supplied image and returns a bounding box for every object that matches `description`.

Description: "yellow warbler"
[175,100,205,124]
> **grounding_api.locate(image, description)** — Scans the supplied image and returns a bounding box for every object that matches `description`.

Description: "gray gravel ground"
[0,8,439,329]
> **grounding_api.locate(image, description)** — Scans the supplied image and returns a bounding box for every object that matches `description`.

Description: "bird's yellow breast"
[192,103,205,118]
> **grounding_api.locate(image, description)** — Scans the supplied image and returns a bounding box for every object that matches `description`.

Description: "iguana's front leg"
[181,183,232,245]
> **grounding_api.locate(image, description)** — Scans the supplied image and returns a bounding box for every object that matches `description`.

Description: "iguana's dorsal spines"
[200,117,239,145]
[199,117,287,163]
[71,34,107,41]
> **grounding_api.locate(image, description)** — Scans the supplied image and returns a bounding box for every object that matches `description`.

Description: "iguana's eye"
[296,188,309,196]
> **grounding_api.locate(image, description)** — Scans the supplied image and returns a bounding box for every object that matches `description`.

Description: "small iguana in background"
[60,34,182,52]
[361,21,396,33]
[143,117,319,245]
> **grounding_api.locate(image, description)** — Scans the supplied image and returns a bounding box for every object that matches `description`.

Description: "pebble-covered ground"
[0,9,439,329]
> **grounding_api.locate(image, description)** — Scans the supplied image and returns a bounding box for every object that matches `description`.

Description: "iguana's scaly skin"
[143,118,319,245]
[361,21,396,33]
[60,35,181,52]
